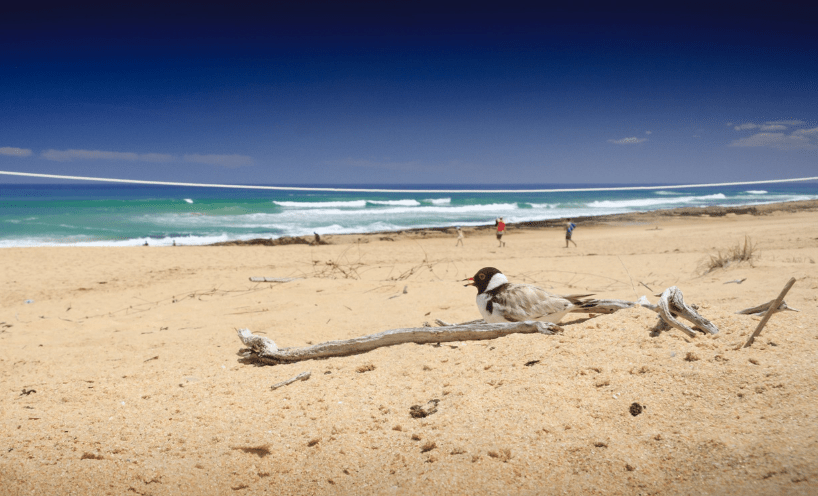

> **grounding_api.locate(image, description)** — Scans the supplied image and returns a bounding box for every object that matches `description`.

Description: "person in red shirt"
[496,217,506,247]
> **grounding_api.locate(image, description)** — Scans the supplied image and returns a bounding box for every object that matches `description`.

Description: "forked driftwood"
[238,321,557,366]
[736,300,799,316]
[655,286,719,338]
[741,277,797,349]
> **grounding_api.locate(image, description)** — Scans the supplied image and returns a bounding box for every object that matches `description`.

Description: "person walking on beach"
[565,219,577,248]
[455,226,464,247]
[496,217,506,247]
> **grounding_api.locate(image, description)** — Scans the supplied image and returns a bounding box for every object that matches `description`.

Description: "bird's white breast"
[476,293,507,323]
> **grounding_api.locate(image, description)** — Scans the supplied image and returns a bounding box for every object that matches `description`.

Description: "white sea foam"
[424,198,451,205]
[274,200,368,208]
[527,203,558,208]
[367,199,421,206]
[744,190,767,195]
[588,193,727,209]
[654,190,684,195]
[0,233,235,248]
[184,198,194,203]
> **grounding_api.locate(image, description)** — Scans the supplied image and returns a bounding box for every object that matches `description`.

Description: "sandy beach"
[2,202,817,495]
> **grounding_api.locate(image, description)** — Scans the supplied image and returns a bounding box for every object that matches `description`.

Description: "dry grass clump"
[702,236,757,273]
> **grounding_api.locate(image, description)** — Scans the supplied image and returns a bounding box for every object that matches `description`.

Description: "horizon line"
[1,170,817,194]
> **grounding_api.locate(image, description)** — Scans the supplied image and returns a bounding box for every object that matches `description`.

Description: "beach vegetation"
[701,236,757,273]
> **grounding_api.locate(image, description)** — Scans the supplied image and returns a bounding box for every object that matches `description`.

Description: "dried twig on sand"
[270,371,311,390]
[249,277,301,283]
[238,321,557,366]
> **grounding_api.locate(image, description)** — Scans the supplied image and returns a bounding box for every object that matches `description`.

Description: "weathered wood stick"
[249,277,301,283]
[742,277,797,349]
[435,318,484,327]
[656,287,719,337]
[271,371,311,390]
[569,299,640,314]
[736,300,799,316]
[238,321,557,365]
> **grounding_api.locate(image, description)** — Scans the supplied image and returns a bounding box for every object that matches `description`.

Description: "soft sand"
[2,206,818,495]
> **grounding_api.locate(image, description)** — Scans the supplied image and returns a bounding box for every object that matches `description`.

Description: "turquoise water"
[1,182,816,247]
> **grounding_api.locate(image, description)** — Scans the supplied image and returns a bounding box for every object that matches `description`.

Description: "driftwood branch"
[249,277,301,283]
[271,371,311,390]
[736,299,799,316]
[742,277,797,349]
[655,286,719,337]
[568,299,649,314]
[238,321,557,366]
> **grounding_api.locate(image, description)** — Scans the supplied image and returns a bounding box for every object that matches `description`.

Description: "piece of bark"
[742,278,797,349]
[736,300,799,316]
[271,371,311,390]
[238,321,557,365]
[655,286,719,337]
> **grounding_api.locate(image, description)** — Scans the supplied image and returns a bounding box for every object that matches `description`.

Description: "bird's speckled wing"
[491,283,574,322]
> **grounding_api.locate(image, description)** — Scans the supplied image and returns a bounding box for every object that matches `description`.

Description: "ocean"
[1,181,816,247]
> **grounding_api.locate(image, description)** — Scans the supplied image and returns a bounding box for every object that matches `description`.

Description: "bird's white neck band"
[486,273,509,291]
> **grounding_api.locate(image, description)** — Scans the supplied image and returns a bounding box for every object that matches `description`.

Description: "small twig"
[724,278,747,285]
[617,256,638,300]
[639,281,654,292]
[249,277,301,283]
[741,277,797,349]
[228,308,269,315]
[271,371,311,390]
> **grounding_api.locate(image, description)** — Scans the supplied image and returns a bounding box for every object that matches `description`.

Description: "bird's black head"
[463,267,502,294]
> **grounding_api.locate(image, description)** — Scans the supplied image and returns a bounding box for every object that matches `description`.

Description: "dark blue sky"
[1,2,816,185]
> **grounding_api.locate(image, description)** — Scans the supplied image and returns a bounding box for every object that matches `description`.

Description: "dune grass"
[702,236,757,273]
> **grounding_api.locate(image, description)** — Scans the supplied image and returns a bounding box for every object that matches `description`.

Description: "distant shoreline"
[209,198,818,247]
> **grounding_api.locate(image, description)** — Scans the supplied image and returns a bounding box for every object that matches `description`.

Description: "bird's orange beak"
[463,277,475,287]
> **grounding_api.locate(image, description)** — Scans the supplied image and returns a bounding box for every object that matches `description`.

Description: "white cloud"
[733,120,807,132]
[766,120,805,126]
[729,132,817,150]
[42,149,173,162]
[183,154,254,168]
[0,146,33,157]
[793,126,818,136]
[141,153,176,163]
[39,148,254,167]
[733,123,758,131]
[607,137,647,145]
[645,131,652,135]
